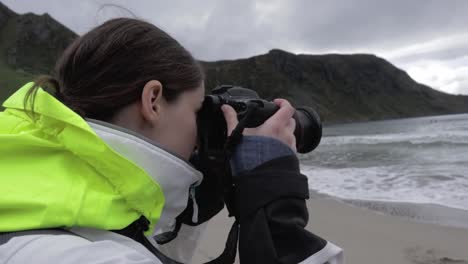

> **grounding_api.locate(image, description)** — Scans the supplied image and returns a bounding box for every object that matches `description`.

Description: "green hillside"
[0,2,77,101]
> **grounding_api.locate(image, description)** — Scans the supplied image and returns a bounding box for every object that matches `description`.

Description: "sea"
[299,113,468,228]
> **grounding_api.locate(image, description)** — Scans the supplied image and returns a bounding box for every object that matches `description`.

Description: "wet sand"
[193,194,468,264]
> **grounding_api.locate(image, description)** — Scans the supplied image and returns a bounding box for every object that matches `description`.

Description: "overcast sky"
[3,0,468,95]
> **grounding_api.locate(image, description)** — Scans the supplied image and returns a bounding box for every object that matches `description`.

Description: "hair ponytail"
[23,75,62,119]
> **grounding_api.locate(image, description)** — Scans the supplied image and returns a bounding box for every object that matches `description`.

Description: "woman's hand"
[221,98,297,152]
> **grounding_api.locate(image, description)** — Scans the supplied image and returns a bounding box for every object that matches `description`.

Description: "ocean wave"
[300,164,468,211]
[321,131,468,146]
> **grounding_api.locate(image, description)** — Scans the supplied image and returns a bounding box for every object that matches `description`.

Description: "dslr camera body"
[197,84,322,157]
[181,85,322,225]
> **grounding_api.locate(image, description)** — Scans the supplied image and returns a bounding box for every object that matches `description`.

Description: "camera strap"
[224,103,257,156]
[208,104,257,263]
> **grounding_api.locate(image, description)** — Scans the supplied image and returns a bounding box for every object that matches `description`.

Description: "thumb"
[221,104,238,136]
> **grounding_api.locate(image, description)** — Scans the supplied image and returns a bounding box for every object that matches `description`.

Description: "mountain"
[202,50,468,123]
[1,2,467,123]
[0,2,77,101]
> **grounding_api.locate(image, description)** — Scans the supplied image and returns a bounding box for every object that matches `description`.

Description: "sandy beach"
[192,195,468,264]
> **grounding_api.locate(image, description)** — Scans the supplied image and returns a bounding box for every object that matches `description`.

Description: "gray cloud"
[286,1,468,52]
[404,55,468,95]
[2,0,468,94]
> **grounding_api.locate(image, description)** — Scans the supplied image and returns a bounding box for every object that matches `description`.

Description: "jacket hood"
[0,83,201,235]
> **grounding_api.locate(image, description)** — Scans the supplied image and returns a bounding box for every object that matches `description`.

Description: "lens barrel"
[293,107,322,153]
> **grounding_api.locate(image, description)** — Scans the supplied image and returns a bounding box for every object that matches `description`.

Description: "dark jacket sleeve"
[236,154,336,264]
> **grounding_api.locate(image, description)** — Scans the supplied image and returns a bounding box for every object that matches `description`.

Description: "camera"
[197,84,322,156]
[181,85,322,226]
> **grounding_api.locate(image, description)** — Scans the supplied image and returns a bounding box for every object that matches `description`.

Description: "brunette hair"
[25,18,204,121]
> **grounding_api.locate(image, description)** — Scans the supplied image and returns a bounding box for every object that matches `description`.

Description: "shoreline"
[193,194,468,264]
[309,190,468,230]
[305,196,468,264]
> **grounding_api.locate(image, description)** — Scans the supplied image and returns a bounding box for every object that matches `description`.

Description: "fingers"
[222,99,297,152]
[269,99,295,125]
[286,117,296,134]
[268,99,296,152]
[221,104,238,136]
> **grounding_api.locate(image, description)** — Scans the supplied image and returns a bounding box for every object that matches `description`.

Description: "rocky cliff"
[202,49,468,123]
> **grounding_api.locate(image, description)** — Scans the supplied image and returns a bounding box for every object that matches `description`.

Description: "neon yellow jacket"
[0,83,165,234]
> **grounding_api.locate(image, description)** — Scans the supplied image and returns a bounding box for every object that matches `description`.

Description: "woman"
[0,18,342,263]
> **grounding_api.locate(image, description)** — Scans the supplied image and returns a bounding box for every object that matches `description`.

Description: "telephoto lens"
[293,106,322,153]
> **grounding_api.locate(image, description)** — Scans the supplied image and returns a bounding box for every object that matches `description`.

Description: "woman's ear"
[141,80,164,124]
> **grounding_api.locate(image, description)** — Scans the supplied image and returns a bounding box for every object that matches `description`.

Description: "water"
[300,113,468,211]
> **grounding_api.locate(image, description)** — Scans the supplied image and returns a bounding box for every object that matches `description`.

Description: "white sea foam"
[301,164,468,211]
[321,131,468,146]
[301,113,468,211]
